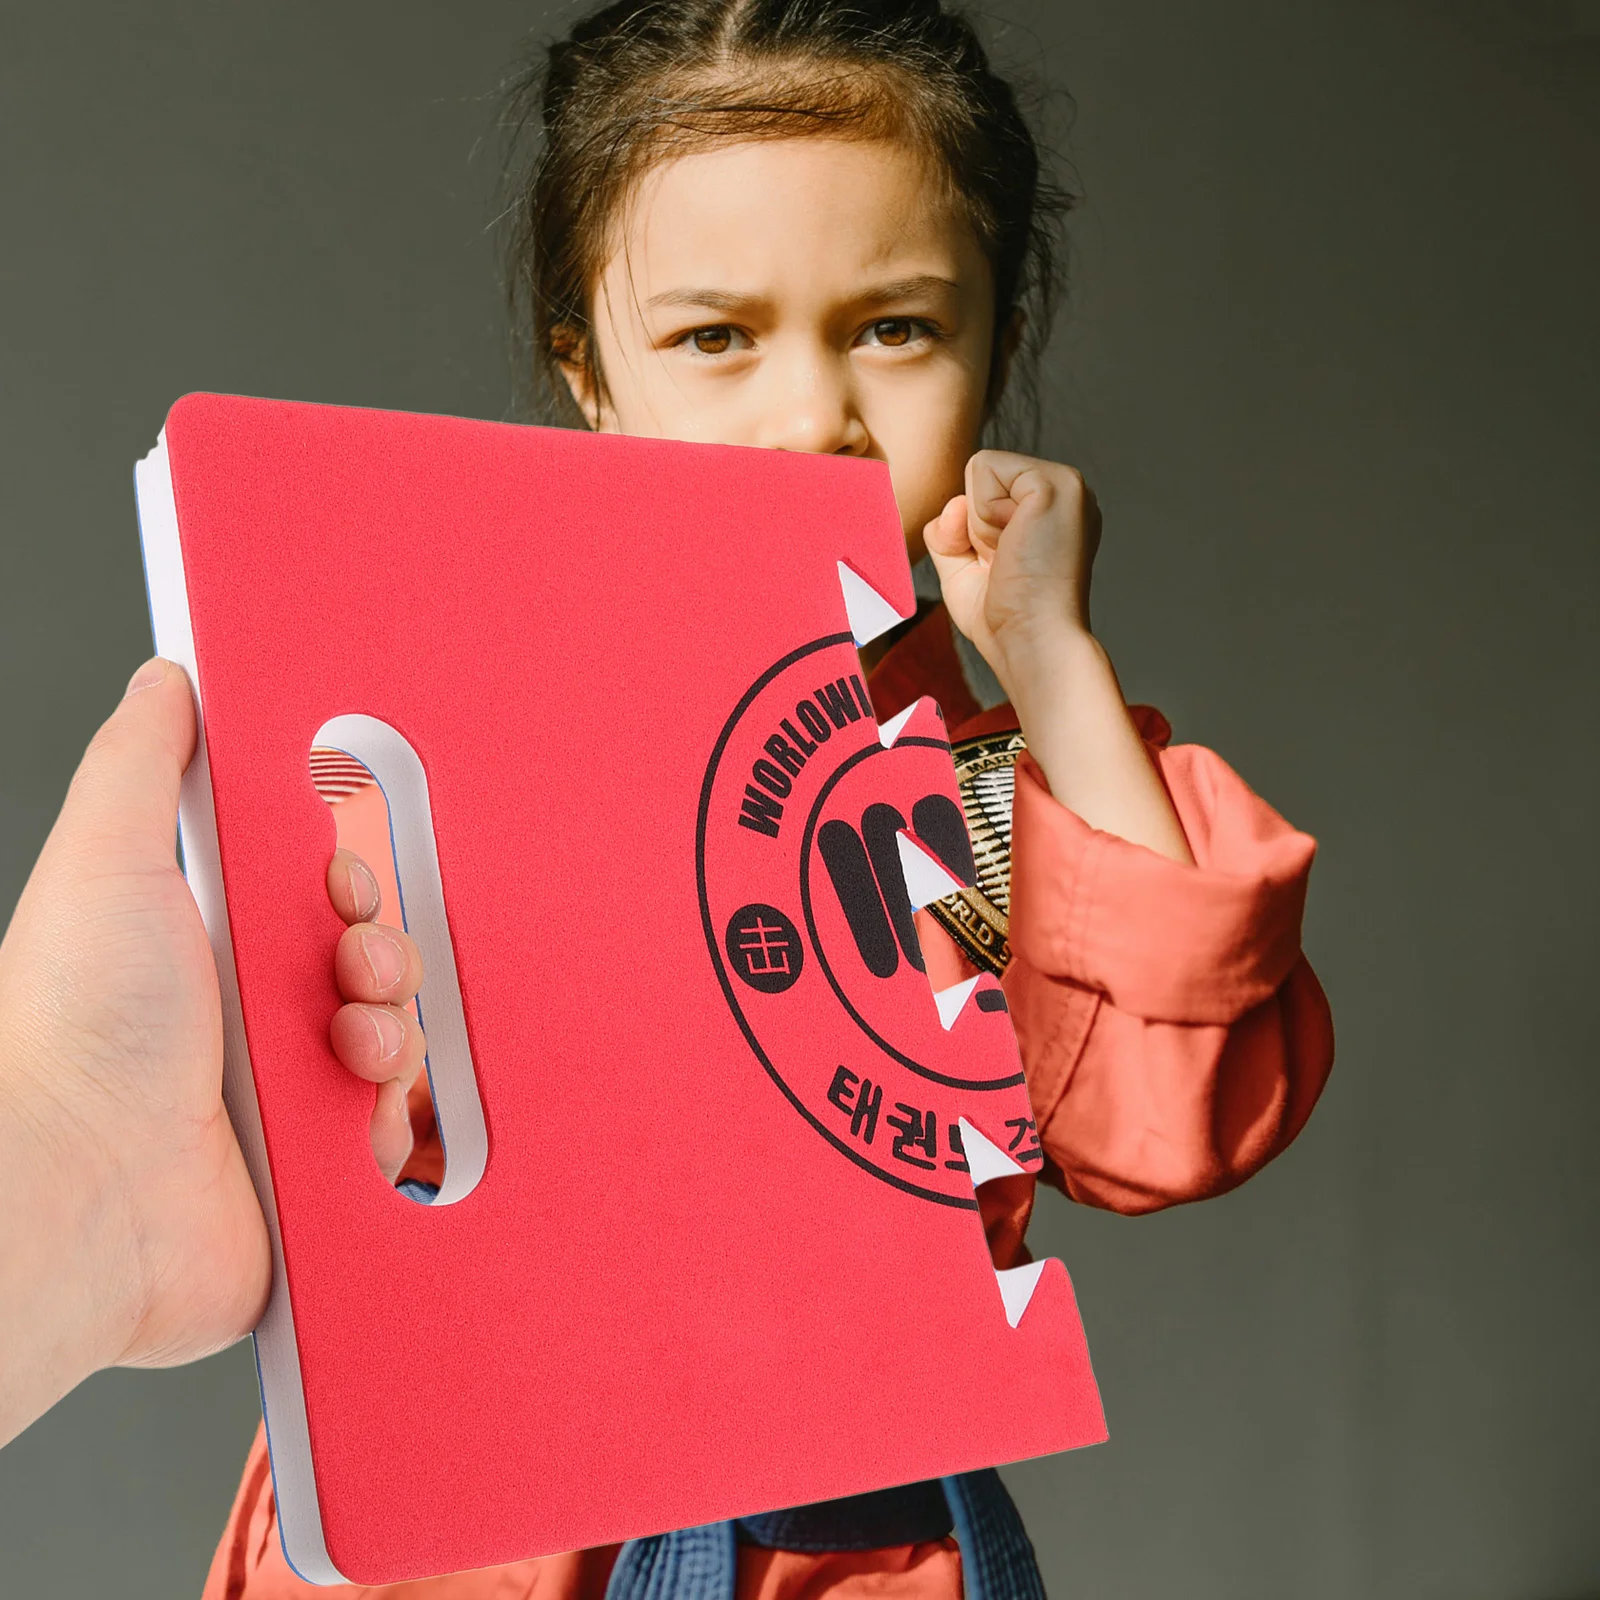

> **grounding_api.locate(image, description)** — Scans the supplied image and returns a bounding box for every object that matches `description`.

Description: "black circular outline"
[797,740,1025,1093]
[695,633,977,1210]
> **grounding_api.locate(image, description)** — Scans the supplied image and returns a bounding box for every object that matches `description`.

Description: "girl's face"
[572,137,998,559]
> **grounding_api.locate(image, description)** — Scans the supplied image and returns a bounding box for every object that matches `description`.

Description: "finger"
[334,921,424,1005]
[329,1000,428,1087]
[964,452,1035,546]
[922,495,974,562]
[369,1077,415,1184]
[966,450,1080,547]
[327,848,382,926]
[51,659,197,872]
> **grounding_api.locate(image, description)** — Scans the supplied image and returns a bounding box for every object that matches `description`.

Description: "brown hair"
[501,0,1072,440]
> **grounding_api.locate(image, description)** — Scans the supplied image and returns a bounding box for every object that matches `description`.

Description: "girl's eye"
[857,318,936,349]
[679,325,746,355]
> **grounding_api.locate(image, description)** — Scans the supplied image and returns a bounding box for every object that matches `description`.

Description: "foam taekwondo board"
[134,394,1106,1586]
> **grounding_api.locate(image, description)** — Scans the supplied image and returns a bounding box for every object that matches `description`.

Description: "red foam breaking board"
[135,394,1105,1586]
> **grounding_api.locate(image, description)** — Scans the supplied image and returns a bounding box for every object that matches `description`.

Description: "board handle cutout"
[312,716,488,1206]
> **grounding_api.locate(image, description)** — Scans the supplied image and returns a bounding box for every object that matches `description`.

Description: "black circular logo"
[696,634,1042,1208]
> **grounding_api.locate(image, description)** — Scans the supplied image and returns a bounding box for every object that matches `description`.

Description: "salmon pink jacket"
[203,606,1334,1600]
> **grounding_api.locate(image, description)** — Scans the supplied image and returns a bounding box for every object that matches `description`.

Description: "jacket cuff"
[1007,750,1316,1024]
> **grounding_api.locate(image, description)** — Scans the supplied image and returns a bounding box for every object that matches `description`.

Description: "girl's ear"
[554,328,612,432]
[559,357,602,431]
[987,309,1026,410]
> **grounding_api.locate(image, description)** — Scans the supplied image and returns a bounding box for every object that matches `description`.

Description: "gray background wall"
[1,2,1595,1595]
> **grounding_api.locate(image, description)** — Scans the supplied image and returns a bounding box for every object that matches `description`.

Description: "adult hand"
[0,658,427,1449]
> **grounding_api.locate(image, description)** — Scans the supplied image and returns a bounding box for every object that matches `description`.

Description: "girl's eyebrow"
[643,275,962,317]
[644,287,765,314]
[854,274,963,308]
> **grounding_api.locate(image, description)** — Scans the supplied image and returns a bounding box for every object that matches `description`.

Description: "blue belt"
[603,1472,1045,1600]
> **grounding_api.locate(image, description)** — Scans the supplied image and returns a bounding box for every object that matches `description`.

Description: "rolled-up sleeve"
[1002,732,1334,1215]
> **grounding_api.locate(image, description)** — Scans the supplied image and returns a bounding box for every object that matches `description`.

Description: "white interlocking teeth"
[833,573,1044,1331]
[957,1119,1047,1328]
[836,560,909,647]
[957,1117,1026,1184]
[895,831,966,908]
[995,1262,1048,1328]
[933,976,980,1030]
[876,704,919,748]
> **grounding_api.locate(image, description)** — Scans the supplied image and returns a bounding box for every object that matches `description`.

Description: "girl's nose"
[757,357,871,457]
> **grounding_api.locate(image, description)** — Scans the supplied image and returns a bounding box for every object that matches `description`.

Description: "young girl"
[205,2,1333,1595]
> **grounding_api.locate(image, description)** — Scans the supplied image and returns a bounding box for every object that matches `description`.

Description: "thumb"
[922,494,972,562]
[52,659,198,873]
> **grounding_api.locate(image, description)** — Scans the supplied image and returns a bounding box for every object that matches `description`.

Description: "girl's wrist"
[990,612,1100,710]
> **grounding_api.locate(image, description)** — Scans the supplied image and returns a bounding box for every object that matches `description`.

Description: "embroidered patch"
[923,730,1027,976]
